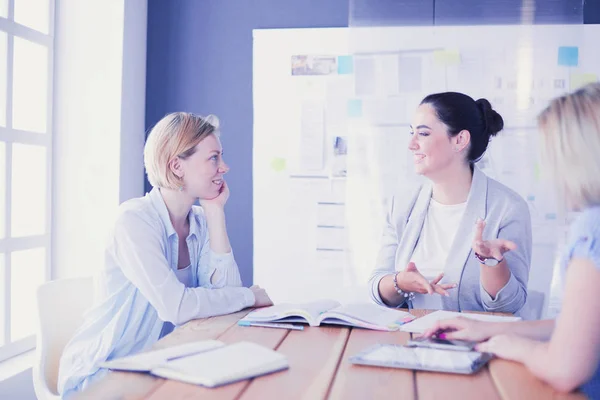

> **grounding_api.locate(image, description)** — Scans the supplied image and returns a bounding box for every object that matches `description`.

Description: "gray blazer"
[369,167,532,313]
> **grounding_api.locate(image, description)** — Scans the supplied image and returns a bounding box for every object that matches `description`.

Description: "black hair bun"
[476,98,504,137]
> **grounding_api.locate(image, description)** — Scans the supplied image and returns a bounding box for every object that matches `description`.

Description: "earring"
[178,185,184,192]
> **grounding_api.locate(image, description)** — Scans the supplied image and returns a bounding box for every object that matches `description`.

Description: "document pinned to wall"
[299,101,325,171]
[398,56,423,93]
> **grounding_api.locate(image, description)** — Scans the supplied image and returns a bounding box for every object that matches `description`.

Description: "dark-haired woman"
[368,92,531,313]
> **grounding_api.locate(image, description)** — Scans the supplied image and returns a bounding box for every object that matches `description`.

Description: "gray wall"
[145,0,596,286]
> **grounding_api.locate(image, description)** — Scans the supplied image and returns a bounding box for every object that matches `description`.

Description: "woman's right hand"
[250,285,273,308]
[420,317,498,342]
[397,262,457,296]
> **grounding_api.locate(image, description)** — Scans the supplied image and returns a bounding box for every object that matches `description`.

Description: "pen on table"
[238,321,304,331]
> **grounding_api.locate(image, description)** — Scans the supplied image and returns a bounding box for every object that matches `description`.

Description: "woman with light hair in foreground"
[422,82,600,396]
[57,112,273,397]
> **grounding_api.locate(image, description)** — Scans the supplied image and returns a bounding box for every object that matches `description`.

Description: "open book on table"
[100,340,288,387]
[240,300,415,331]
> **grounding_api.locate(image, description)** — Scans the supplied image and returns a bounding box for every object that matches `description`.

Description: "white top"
[410,198,466,310]
[160,264,195,337]
[175,264,194,288]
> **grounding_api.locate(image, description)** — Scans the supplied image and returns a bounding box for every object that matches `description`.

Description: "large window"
[0,0,53,362]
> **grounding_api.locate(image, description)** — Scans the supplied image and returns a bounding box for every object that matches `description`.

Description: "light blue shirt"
[560,206,600,397]
[57,187,255,396]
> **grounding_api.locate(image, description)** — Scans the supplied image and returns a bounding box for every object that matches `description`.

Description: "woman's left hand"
[476,334,530,362]
[200,180,230,210]
[472,218,517,261]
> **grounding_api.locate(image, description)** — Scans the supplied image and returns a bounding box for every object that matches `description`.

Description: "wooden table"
[75,309,587,400]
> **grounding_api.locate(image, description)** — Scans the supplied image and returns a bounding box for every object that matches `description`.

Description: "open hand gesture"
[397,262,457,297]
[472,219,516,261]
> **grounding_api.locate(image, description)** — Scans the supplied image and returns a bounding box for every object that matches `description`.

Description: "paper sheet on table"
[400,310,521,333]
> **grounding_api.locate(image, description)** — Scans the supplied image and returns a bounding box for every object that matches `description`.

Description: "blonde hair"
[537,82,600,210]
[144,112,220,189]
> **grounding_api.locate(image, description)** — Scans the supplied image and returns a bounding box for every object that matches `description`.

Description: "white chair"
[518,290,546,320]
[33,277,94,400]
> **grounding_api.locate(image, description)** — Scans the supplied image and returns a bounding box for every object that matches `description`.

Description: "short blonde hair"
[144,112,220,189]
[537,82,600,210]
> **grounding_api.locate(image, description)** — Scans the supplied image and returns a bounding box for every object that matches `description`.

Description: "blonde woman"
[423,82,600,396]
[58,112,272,397]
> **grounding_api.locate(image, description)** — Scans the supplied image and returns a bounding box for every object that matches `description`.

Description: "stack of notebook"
[101,340,288,388]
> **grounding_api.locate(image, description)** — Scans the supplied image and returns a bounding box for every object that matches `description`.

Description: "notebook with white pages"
[102,341,288,387]
[240,300,415,331]
[150,341,289,387]
[399,310,521,334]
[100,340,225,372]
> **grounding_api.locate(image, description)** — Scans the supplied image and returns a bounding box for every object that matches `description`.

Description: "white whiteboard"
[252,26,600,317]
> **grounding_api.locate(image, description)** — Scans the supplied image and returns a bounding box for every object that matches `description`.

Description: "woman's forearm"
[493,319,555,341]
[377,274,406,307]
[204,207,231,253]
[479,259,511,298]
[524,341,588,393]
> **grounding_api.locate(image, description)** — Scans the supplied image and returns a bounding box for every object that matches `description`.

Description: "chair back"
[33,277,94,398]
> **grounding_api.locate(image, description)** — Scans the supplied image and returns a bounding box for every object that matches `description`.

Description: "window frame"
[0,0,54,362]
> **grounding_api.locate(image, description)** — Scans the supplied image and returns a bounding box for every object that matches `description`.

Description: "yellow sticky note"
[434,50,460,66]
[570,73,598,90]
[270,157,286,172]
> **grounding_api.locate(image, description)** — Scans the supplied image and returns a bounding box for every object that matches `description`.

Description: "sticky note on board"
[570,73,598,90]
[270,157,286,172]
[557,46,578,67]
[347,99,363,118]
[545,213,557,221]
[337,55,354,74]
[433,50,460,66]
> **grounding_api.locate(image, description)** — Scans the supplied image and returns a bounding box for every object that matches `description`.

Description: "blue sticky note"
[337,55,354,74]
[558,46,578,67]
[347,99,362,118]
